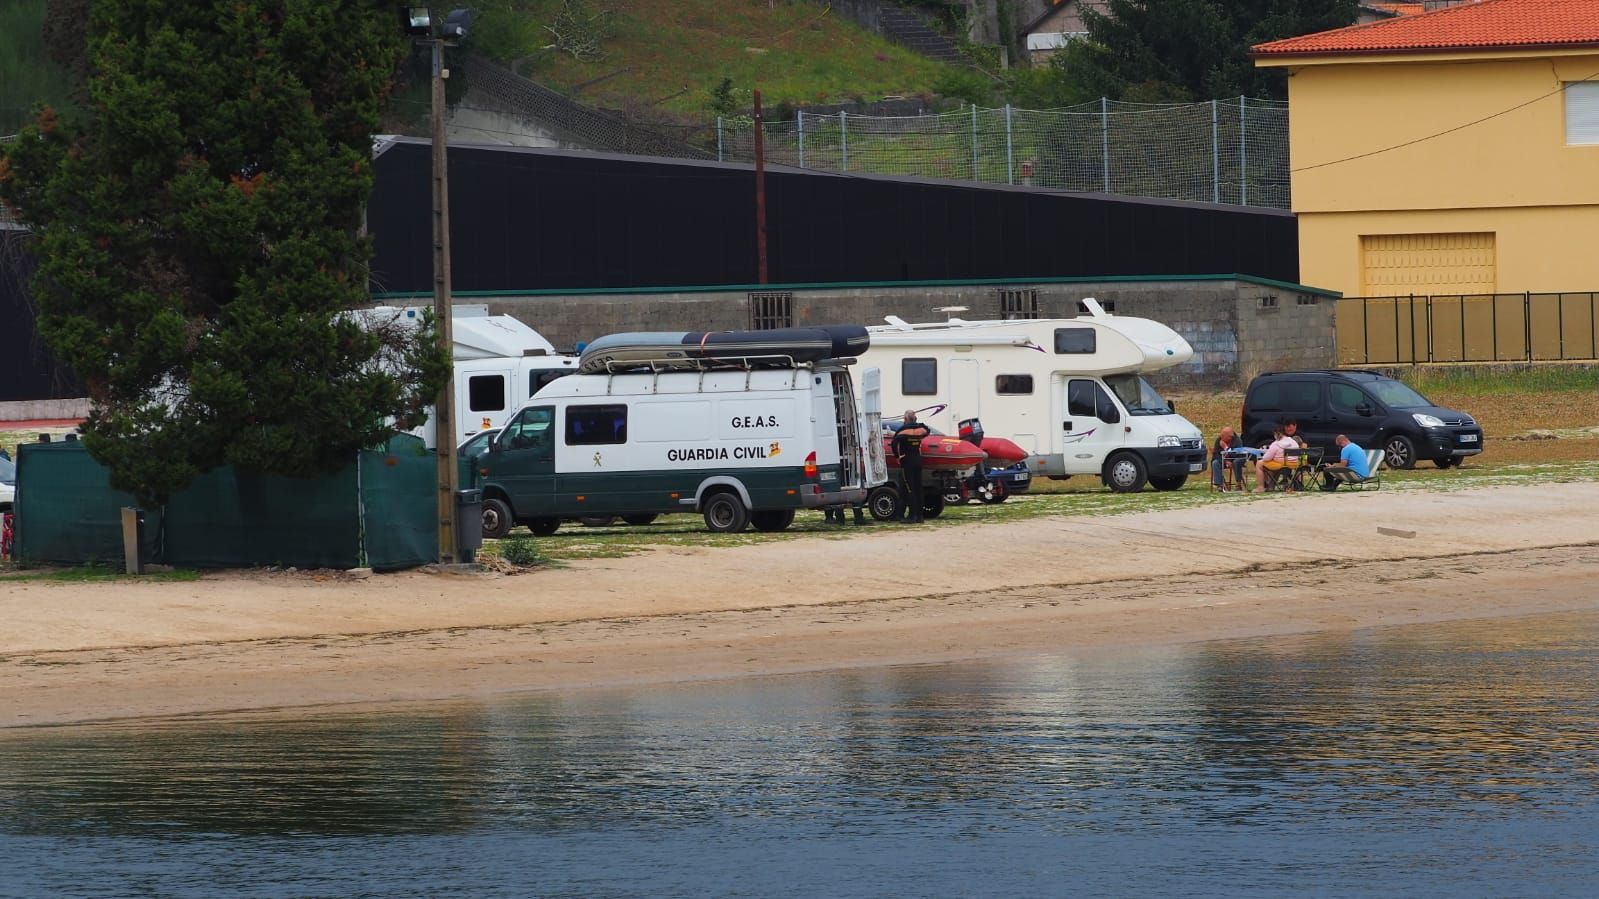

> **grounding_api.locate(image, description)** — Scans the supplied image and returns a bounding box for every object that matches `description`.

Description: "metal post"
[1524,291,1532,361]
[1559,292,1565,359]
[1591,293,1596,358]
[1491,293,1498,360]
[840,111,848,172]
[716,116,724,162]
[1394,296,1400,364]
[1100,97,1110,192]
[753,89,768,285]
[1239,96,1248,206]
[1004,104,1014,185]
[1362,298,1370,364]
[1409,294,1417,363]
[798,110,805,169]
[1426,296,1434,362]
[430,38,460,565]
[1210,99,1219,203]
[971,103,979,180]
[1459,296,1467,361]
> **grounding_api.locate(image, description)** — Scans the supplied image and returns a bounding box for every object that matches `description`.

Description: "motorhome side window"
[530,370,573,396]
[566,404,628,445]
[1053,328,1096,354]
[995,375,1033,395]
[468,374,506,412]
[1068,379,1118,421]
[902,359,938,395]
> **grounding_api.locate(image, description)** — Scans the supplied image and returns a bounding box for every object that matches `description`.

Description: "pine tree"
[0,0,449,505]
[1052,0,1358,102]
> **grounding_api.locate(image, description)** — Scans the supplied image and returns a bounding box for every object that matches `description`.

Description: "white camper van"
[474,360,880,536]
[364,305,581,447]
[856,301,1207,492]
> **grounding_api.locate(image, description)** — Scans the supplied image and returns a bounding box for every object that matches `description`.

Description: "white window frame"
[1565,81,1599,146]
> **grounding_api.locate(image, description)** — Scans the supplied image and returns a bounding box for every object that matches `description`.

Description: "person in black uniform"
[892,409,931,523]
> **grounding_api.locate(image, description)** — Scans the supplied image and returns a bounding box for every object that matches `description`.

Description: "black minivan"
[1242,370,1483,470]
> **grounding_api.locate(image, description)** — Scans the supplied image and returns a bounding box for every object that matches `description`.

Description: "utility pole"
[429,35,461,565]
[753,88,768,285]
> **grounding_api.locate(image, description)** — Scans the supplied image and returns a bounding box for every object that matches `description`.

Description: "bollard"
[120,507,144,575]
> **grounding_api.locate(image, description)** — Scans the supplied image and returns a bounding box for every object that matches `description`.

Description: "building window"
[995,375,1034,395]
[1259,295,1279,308]
[748,292,794,330]
[1076,300,1115,314]
[998,288,1039,319]
[1565,82,1599,145]
[566,404,628,445]
[467,374,505,412]
[1296,295,1318,306]
[1053,328,1096,354]
[902,358,938,395]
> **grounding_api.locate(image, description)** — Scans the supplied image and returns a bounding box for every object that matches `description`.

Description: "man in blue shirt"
[1320,434,1371,489]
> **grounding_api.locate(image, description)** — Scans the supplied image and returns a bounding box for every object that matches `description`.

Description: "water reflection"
[3,612,1599,894]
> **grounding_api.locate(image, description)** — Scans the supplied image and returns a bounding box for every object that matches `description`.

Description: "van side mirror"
[1166,399,1176,412]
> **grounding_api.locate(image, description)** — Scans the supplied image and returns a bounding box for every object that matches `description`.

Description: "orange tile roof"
[1254,0,1599,58]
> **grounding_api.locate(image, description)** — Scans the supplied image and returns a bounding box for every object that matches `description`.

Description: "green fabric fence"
[13,437,437,571]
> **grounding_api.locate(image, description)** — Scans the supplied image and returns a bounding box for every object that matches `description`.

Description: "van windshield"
[1366,379,1432,409]
[0,456,13,483]
[1104,374,1171,416]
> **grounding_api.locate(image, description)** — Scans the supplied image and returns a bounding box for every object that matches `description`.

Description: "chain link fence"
[717,97,1290,209]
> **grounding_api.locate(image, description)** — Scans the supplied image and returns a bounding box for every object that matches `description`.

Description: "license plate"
[1015,473,1030,481]
[1188,462,1204,472]
[1460,434,1478,443]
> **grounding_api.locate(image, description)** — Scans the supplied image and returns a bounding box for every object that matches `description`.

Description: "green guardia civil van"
[474,362,882,536]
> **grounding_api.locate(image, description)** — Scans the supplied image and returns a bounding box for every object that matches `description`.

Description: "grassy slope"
[0,0,72,134]
[483,0,948,115]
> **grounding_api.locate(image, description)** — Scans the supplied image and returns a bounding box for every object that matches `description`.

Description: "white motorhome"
[855,301,1207,492]
[475,359,881,536]
[363,305,580,447]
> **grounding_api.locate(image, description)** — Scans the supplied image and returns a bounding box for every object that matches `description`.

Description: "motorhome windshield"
[0,456,13,483]
[1104,374,1171,416]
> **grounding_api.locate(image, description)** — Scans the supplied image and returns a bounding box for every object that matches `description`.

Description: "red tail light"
[804,451,818,478]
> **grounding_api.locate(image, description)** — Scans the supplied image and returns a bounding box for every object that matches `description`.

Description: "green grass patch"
[472,0,950,117]
[1396,363,1599,396]
[0,563,200,583]
[0,0,74,134]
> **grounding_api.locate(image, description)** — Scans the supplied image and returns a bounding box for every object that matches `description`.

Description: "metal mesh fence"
[718,97,1290,209]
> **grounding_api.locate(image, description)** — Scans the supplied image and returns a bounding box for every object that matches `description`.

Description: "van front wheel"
[482,497,515,540]
[1105,453,1148,493]
[702,492,749,533]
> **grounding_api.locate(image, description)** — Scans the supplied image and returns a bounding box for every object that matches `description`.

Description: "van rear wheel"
[867,486,902,521]
[482,497,514,540]
[702,492,749,533]
[749,509,795,532]
[621,513,658,526]
[528,518,560,537]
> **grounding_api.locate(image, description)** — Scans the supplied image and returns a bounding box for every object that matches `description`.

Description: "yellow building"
[1254,0,1599,299]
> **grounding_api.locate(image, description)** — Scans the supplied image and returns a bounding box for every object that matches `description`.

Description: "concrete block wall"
[475,278,1337,389]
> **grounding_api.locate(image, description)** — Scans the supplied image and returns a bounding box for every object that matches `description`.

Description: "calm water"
[4,612,1599,897]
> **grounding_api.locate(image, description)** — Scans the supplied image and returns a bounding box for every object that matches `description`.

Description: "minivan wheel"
[481,497,514,540]
[1436,457,1459,469]
[1105,453,1148,493]
[1384,435,1416,470]
[702,492,749,533]
[1149,474,1187,491]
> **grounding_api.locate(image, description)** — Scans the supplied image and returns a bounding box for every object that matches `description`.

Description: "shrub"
[498,535,545,567]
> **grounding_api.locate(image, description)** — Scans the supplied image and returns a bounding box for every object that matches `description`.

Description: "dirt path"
[4,482,1598,727]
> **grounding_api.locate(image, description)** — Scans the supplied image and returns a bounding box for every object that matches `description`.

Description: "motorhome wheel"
[528,518,560,537]
[621,513,659,526]
[1105,453,1148,493]
[702,492,749,533]
[481,497,514,540]
[1149,474,1187,491]
[579,516,616,527]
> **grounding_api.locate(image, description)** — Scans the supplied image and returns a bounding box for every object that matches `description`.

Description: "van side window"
[1067,380,1097,418]
[902,359,937,395]
[1249,382,1281,409]
[530,370,572,397]
[1329,383,1369,413]
[1053,328,1096,354]
[995,375,1033,395]
[468,374,506,412]
[503,407,553,450]
[1280,381,1322,412]
[566,404,628,445]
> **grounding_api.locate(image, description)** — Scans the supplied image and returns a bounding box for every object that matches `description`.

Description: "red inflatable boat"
[883,434,987,472]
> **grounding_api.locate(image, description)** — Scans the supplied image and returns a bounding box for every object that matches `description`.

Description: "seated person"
[1319,433,1371,488]
[1283,419,1309,449]
[1211,426,1246,491]
[1254,425,1301,493]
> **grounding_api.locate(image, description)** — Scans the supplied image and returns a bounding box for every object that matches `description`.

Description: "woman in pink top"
[1255,426,1300,492]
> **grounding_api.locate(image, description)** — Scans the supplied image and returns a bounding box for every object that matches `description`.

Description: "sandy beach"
[3,481,1597,728]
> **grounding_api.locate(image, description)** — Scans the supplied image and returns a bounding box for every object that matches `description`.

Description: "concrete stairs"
[879,4,964,65]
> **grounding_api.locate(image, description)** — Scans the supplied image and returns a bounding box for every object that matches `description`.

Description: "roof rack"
[598,353,804,374]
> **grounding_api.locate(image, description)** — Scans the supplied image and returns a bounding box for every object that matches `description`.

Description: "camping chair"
[1263,448,1309,492]
[1320,449,1384,492]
